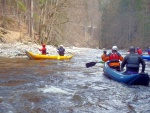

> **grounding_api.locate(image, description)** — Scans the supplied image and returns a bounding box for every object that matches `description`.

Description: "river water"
[0,48,150,113]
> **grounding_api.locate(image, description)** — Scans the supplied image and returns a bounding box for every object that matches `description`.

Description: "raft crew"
[57,45,65,56]
[101,48,107,62]
[136,47,143,55]
[121,46,145,74]
[147,47,150,55]
[104,46,123,71]
[39,44,47,55]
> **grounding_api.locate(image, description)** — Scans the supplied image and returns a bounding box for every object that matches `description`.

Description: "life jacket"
[42,48,46,55]
[137,48,142,55]
[109,52,120,61]
[108,52,121,67]
[101,54,107,61]
[126,54,141,68]
[39,47,46,55]
[148,50,150,55]
[58,47,65,56]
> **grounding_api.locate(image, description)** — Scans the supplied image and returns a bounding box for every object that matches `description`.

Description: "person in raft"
[147,47,150,55]
[104,46,124,71]
[121,46,145,74]
[57,45,65,56]
[136,47,143,55]
[101,48,107,62]
[39,44,47,55]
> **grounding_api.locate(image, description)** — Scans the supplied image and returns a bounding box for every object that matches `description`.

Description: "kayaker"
[147,47,150,55]
[136,47,143,55]
[57,45,65,56]
[104,46,123,71]
[101,48,107,62]
[39,44,47,55]
[121,46,145,74]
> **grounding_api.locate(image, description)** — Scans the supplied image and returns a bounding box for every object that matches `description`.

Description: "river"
[0,48,150,113]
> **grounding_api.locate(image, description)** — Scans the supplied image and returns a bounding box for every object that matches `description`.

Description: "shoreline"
[0,42,65,58]
[0,42,93,58]
[0,42,134,59]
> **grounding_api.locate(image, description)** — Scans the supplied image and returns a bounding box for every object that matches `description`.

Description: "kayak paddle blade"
[86,62,97,68]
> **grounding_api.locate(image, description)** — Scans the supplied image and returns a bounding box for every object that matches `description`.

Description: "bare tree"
[30,0,34,40]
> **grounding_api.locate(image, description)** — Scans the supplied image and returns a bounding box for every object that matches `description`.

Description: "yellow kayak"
[25,51,73,60]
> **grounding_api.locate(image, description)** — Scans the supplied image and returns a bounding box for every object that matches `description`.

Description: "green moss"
[17,0,27,12]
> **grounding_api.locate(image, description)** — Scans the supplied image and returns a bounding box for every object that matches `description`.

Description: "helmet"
[60,45,63,47]
[137,47,140,50]
[102,48,106,50]
[102,48,106,53]
[129,46,135,53]
[112,46,118,50]
[42,44,46,47]
[149,47,150,49]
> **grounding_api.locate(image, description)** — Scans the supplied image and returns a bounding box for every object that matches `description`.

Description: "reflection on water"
[0,49,150,113]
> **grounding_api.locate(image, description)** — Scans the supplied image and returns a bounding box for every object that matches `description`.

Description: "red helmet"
[42,44,46,47]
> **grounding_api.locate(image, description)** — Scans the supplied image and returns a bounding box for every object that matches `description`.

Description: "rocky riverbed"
[0,42,79,58]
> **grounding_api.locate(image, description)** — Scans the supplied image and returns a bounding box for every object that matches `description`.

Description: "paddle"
[86,61,104,68]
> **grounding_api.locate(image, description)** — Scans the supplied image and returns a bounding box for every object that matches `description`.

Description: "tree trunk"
[46,0,59,44]
[30,0,34,40]
[2,0,6,28]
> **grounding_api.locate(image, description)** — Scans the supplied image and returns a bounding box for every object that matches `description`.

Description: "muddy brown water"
[0,49,150,113]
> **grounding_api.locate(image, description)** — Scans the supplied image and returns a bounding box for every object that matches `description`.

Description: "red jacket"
[137,48,142,55]
[39,47,46,55]
[104,52,123,67]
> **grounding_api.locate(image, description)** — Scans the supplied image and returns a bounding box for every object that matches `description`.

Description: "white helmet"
[60,45,63,47]
[112,46,118,50]
[102,48,106,50]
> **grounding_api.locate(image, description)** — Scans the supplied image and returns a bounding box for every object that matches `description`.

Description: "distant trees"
[100,0,150,49]
[3,0,150,48]
[0,0,77,45]
[34,0,71,45]
[0,0,102,47]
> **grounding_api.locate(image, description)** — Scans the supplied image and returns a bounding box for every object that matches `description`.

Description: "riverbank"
[0,42,132,59]
[0,42,75,58]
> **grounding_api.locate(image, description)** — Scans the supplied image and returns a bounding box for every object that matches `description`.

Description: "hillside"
[0,0,101,48]
[100,0,150,48]
[0,27,30,43]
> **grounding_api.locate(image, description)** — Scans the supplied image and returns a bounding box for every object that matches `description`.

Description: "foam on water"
[38,86,73,95]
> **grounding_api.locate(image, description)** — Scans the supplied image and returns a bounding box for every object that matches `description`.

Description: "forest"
[0,0,101,47]
[0,0,150,49]
[100,0,150,49]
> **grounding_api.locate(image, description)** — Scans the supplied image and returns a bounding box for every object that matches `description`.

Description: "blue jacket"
[57,47,65,56]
